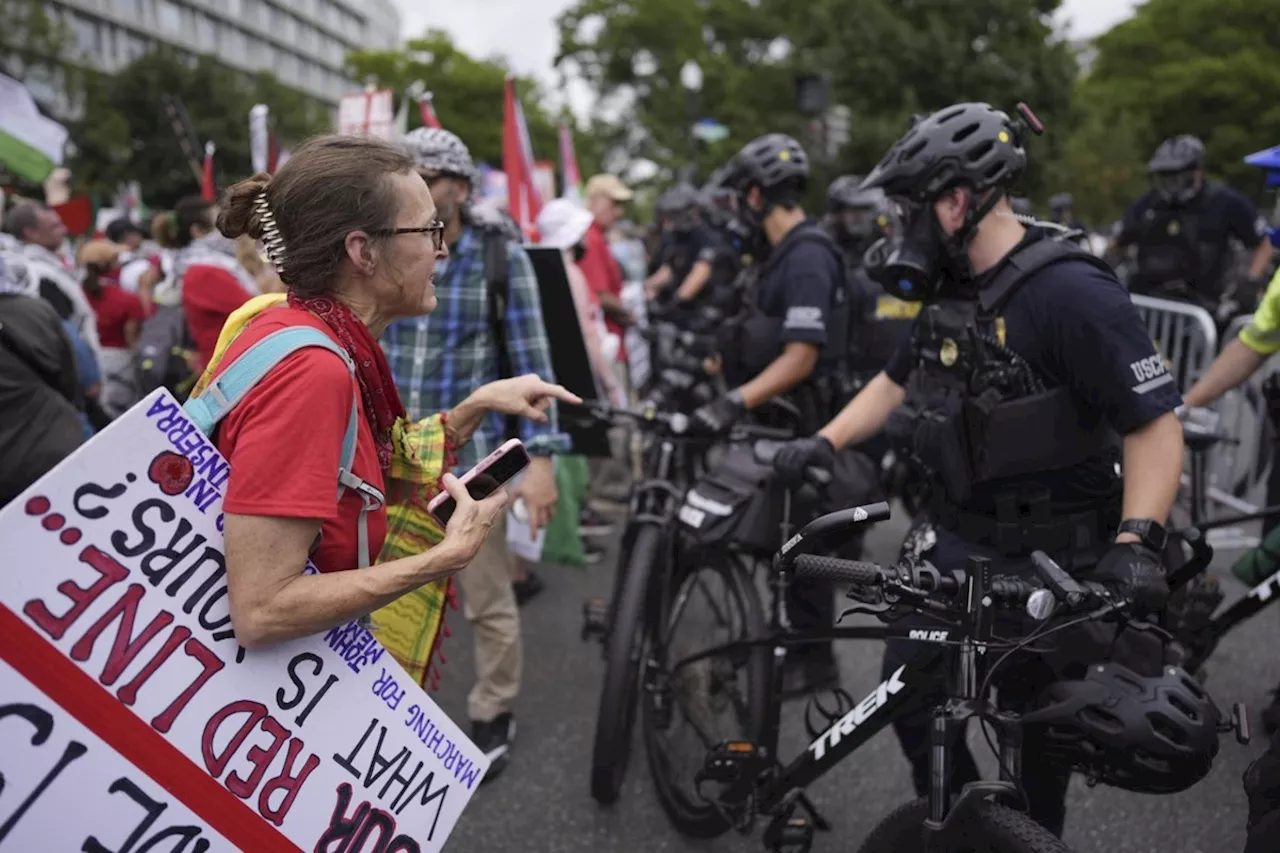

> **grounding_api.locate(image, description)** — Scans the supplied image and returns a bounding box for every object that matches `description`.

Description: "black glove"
[1091,541,1169,612]
[774,435,836,488]
[1244,724,1280,836]
[692,390,745,435]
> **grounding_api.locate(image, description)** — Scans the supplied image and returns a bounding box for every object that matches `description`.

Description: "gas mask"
[833,205,886,255]
[862,194,993,302]
[862,198,947,301]
[1151,169,1200,207]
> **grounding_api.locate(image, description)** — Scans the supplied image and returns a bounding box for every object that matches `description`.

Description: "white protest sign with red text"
[0,389,487,852]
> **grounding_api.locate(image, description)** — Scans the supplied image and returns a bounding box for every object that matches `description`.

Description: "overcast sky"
[393,0,1140,120]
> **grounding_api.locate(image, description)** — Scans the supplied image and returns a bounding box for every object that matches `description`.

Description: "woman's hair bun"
[217,172,273,241]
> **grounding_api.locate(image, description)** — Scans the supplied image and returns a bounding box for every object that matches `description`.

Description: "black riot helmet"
[827,174,888,251]
[1148,135,1206,206]
[1020,662,1223,794]
[1049,192,1075,223]
[661,182,702,233]
[859,102,1043,302]
[722,133,810,254]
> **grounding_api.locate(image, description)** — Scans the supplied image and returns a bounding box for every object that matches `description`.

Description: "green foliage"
[67,49,330,208]
[1063,0,1280,220]
[0,0,70,80]
[555,0,1077,201]
[346,30,605,178]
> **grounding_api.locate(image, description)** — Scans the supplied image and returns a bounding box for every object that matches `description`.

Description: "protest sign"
[0,389,487,852]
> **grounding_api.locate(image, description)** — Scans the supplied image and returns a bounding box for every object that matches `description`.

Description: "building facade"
[36,0,401,108]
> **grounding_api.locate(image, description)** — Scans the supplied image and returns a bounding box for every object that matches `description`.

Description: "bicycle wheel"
[642,552,769,837]
[590,523,662,805]
[857,798,1071,853]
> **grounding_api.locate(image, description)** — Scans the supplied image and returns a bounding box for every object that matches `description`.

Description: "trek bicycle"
[642,496,1240,851]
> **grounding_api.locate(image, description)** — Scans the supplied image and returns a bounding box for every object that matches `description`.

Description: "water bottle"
[1230,525,1280,586]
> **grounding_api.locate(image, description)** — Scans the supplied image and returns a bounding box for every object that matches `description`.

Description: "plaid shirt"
[382,226,570,472]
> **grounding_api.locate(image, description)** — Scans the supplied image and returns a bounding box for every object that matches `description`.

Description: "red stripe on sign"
[0,605,299,852]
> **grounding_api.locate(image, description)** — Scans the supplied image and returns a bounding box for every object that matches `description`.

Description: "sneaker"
[781,660,840,700]
[579,507,617,538]
[472,712,515,783]
[512,571,545,607]
[582,541,607,565]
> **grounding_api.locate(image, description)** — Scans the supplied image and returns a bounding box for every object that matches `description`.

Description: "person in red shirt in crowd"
[153,196,260,372]
[209,135,579,648]
[579,174,637,360]
[78,239,145,416]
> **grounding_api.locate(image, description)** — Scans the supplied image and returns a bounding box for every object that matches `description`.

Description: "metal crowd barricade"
[1205,313,1280,520]
[1129,294,1218,392]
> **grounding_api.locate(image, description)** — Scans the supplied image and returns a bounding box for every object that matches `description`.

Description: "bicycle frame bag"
[677,442,783,556]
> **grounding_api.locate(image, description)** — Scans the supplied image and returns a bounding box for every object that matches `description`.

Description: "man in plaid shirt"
[383,127,569,782]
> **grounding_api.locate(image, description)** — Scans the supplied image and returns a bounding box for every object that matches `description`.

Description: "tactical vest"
[1133,186,1227,300]
[910,238,1118,508]
[720,224,849,430]
[845,262,919,377]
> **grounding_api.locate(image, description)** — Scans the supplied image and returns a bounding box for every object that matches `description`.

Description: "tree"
[0,0,71,82]
[346,30,605,181]
[68,49,331,207]
[1057,0,1280,222]
[555,0,1077,199]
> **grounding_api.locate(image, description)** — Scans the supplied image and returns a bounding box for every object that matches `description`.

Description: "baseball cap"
[78,239,127,267]
[538,199,594,249]
[585,174,633,202]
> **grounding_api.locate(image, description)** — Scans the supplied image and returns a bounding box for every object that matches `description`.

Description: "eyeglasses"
[371,220,446,251]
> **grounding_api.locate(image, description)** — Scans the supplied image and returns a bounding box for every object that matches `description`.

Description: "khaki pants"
[455,516,522,722]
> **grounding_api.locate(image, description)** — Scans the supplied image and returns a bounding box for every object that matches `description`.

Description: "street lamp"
[680,60,703,184]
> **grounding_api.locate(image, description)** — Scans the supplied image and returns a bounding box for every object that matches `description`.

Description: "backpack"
[136,304,199,400]
[183,326,383,570]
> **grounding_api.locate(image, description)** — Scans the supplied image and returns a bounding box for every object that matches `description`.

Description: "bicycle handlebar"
[791,553,1113,609]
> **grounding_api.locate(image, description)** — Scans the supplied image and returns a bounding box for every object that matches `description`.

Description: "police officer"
[1113,135,1274,310]
[824,174,916,386]
[773,102,1184,836]
[691,134,852,696]
[1049,192,1083,231]
[644,183,737,326]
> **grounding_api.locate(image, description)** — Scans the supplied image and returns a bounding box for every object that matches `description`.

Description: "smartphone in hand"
[426,438,531,526]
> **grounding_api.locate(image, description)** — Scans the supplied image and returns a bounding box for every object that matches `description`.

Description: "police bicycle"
[642,493,1240,851]
[1163,408,1280,680]
[568,397,803,806]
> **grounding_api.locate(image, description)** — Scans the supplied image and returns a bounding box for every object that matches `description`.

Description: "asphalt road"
[431,506,1274,853]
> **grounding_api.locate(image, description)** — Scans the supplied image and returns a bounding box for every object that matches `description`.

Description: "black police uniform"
[1118,181,1268,304]
[734,219,853,662]
[879,229,1183,834]
[660,223,739,321]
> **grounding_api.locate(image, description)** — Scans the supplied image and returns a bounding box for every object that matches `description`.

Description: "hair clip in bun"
[253,190,286,275]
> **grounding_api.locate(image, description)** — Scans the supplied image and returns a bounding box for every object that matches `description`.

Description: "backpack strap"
[183,325,384,569]
[482,227,519,439]
[979,237,1114,316]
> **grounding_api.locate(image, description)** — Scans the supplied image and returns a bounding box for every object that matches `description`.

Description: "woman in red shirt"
[79,239,145,416]
[211,135,579,649]
[153,196,261,372]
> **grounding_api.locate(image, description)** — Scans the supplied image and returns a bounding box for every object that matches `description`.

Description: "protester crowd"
[5,103,1280,853]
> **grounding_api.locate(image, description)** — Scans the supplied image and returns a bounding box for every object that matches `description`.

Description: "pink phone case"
[426,438,527,522]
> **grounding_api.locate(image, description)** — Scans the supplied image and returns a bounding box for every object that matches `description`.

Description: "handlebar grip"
[793,554,883,586]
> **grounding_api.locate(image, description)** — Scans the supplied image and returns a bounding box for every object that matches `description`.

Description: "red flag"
[419,92,442,129]
[267,131,280,174]
[501,75,542,241]
[200,141,216,201]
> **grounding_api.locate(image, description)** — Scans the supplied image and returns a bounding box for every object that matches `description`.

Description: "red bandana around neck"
[287,292,406,471]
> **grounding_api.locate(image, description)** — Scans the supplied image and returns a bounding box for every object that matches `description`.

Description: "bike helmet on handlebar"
[1020,661,1222,794]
